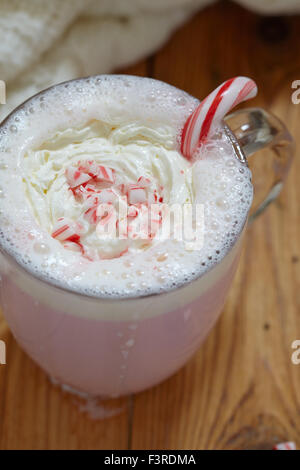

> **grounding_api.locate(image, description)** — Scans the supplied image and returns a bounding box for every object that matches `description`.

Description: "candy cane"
[63,241,82,253]
[83,194,100,225]
[128,187,147,205]
[58,166,165,257]
[68,161,115,187]
[273,442,296,450]
[81,161,115,184]
[65,166,92,189]
[96,165,115,184]
[96,204,117,240]
[128,205,139,218]
[98,188,118,204]
[128,204,149,240]
[52,217,82,242]
[180,76,258,160]
[137,176,151,188]
[78,160,99,177]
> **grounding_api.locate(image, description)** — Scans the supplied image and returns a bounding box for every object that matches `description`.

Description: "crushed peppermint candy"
[51,160,165,260]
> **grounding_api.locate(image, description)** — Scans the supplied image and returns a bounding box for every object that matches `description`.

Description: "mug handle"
[224,107,294,222]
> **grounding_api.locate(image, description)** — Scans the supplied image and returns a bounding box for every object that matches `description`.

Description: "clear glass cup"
[0,78,294,398]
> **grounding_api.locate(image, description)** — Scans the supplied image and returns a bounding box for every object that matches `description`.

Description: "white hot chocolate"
[0,75,253,298]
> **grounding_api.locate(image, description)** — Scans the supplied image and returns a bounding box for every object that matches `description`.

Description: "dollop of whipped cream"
[22,120,193,259]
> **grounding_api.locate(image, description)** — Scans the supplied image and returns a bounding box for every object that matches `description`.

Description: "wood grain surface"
[0,1,299,450]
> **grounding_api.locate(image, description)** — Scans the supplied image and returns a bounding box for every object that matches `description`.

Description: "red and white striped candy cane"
[127,186,147,205]
[137,176,151,188]
[273,442,296,450]
[97,188,118,204]
[51,217,82,243]
[83,194,100,225]
[96,165,115,184]
[180,76,258,160]
[65,166,92,189]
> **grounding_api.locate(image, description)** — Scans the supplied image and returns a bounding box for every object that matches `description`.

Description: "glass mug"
[0,77,294,398]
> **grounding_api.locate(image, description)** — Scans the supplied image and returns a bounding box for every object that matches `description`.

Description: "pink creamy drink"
[0,76,252,397]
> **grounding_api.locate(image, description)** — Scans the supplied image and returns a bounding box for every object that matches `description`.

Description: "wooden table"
[0,2,299,450]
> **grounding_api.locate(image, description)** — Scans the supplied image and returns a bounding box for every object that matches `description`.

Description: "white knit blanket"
[0,0,299,120]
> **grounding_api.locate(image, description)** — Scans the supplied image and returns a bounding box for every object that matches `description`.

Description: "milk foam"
[0,75,253,298]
